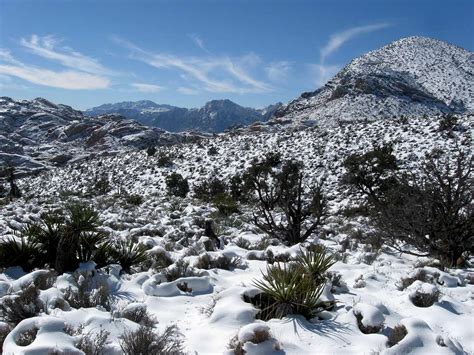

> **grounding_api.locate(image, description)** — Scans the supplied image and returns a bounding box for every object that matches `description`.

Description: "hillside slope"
[274,36,474,124]
[0,97,184,175]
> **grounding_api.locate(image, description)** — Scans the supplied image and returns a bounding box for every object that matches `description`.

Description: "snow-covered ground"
[1,114,473,354]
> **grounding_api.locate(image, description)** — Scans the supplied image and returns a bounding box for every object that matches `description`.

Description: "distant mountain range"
[85,99,282,133]
[274,36,473,124]
[0,97,187,176]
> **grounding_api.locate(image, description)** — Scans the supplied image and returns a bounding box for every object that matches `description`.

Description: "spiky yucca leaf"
[296,246,336,282]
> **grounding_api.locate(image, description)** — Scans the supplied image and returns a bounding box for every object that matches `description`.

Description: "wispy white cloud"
[0,64,109,89]
[0,47,110,90]
[112,36,273,94]
[312,23,390,87]
[320,23,390,62]
[131,82,164,93]
[188,34,210,53]
[177,86,199,95]
[265,61,292,82]
[20,34,111,75]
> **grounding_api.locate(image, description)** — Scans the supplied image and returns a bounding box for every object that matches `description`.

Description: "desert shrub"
[145,249,173,271]
[234,237,251,250]
[354,312,383,334]
[0,324,11,350]
[0,283,43,326]
[64,272,110,311]
[207,146,219,155]
[342,143,398,200]
[195,253,211,270]
[121,306,157,328]
[108,240,148,274]
[387,324,408,347]
[396,269,439,290]
[247,160,328,245]
[409,287,440,307]
[370,150,473,266]
[166,173,189,198]
[164,259,192,282]
[438,114,458,131]
[91,175,111,196]
[125,194,144,206]
[213,193,239,216]
[16,326,38,346]
[209,255,244,270]
[193,178,227,202]
[75,327,110,355]
[120,325,184,355]
[228,325,275,355]
[146,146,157,157]
[157,152,173,167]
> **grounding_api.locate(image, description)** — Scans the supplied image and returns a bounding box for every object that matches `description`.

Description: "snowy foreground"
[1,115,473,354]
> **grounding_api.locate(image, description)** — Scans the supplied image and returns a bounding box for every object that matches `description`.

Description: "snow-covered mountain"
[274,36,474,124]
[0,97,185,175]
[86,99,282,133]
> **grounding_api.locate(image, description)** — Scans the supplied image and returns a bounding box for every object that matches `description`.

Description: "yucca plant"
[252,246,335,320]
[77,231,109,263]
[108,240,148,273]
[295,246,336,282]
[253,263,325,320]
[0,237,41,272]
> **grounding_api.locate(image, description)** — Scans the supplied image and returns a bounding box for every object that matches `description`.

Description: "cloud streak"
[312,23,390,88]
[320,23,390,62]
[113,36,273,94]
[131,82,164,93]
[20,34,111,75]
[0,36,111,90]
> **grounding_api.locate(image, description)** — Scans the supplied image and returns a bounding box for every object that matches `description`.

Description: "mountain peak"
[274,36,473,124]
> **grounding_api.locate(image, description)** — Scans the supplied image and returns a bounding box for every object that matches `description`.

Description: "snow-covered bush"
[119,325,183,355]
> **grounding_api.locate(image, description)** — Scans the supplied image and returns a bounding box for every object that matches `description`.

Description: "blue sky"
[0,0,473,110]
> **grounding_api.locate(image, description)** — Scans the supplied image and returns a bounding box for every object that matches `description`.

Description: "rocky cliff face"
[274,36,473,124]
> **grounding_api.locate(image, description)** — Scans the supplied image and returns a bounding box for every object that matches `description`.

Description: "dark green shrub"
[438,114,458,131]
[166,173,189,198]
[194,178,227,202]
[157,152,173,167]
[125,194,144,206]
[213,193,239,216]
[247,160,328,245]
[370,150,473,266]
[342,143,398,200]
[146,146,157,157]
[207,146,219,155]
